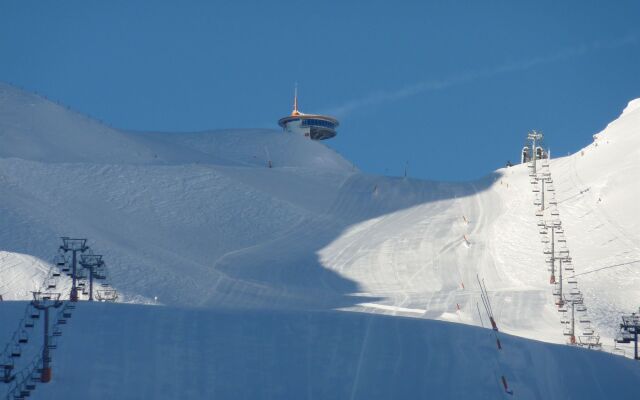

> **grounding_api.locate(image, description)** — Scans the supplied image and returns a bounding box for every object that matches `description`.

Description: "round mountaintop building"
[278,91,339,140]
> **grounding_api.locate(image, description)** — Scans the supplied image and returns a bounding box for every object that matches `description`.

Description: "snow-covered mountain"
[1,81,639,399]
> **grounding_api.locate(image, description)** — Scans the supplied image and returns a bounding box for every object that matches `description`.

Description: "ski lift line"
[477,277,491,317]
[572,259,640,277]
[476,275,492,315]
[482,279,495,318]
[556,187,591,205]
[476,302,485,328]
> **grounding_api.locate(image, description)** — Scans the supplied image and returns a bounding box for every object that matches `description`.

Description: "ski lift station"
[521,130,549,164]
[278,90,339,140]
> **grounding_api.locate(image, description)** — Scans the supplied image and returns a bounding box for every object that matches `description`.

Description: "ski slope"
[1,81,640,398]
[1,302,640,400]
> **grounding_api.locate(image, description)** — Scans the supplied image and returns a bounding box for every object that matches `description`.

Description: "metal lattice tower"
[527,130,544,175]
[31,292,63,383]
[59,237,88,302]
[616,311,640,360]
[80,254,103,301]
[544,221,561,284]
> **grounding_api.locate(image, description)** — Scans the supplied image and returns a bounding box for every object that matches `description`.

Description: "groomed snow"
[1,81,640,398]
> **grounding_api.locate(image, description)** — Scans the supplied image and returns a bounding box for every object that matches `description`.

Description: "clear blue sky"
[1,1,639,180]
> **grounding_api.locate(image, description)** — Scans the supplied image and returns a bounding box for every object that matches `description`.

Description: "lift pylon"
[31,292,63,383]
[80,254,103,301]
[59,237,88,302]
[615,311,640,360]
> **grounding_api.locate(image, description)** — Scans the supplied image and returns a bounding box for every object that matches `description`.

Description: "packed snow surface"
[1,81,640,398]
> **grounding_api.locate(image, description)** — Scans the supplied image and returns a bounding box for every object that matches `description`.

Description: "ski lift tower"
[80,254,103,301]
[527,130,544,175]
[59,237,88,302]
[564,298,577,345]
[616,311,640,360]
[31,291,63,382]
[544,220,561,284]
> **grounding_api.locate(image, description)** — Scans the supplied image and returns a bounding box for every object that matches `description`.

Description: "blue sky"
[1,1,639,180]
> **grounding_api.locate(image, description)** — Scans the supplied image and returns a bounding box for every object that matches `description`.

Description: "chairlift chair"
[55,255,65,267]
[96,289,118,302]
[10,345,21,358]
[615,332,633,344]
[20,386,31,397]
[578,335,601,347]
[1,360,15,383]
[569,293,583,302]
[18,330,28,344]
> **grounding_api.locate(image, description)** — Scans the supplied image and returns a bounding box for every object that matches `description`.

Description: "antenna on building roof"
[292,83,300,116]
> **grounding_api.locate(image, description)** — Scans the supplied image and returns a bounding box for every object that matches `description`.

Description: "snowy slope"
[1,302,640,400]
[1,82,640,398]
[1,82,639,339]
